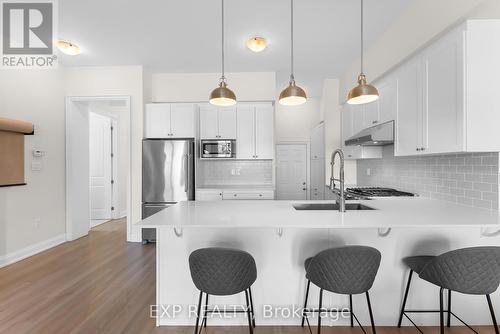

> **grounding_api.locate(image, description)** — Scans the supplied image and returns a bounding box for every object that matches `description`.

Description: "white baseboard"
[0,234,67,268]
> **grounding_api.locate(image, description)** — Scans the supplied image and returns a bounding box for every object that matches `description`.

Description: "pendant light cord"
[360,0,364,74]
[221,0,225,81]
[290,0,294,82]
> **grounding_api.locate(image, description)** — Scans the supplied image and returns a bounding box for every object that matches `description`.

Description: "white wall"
[339,0,489,100]
[65,66,144,242]
[152,72,276,102]
[275,98,321,143]
[0,69,66,262]
[320,79,357,185]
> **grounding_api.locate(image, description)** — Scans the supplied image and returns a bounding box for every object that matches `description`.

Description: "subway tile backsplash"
[357,146,499,210]
[197,160,273,187]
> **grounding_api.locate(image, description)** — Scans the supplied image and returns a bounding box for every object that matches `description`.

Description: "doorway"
[66,96,131,241]
[276,144,308,200]
[89,111,118,227]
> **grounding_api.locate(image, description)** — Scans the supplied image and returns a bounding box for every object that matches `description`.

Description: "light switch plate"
[31,161,42,171]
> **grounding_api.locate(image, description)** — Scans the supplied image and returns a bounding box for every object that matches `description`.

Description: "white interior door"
[276,144,307,200]
[89,112,112,220]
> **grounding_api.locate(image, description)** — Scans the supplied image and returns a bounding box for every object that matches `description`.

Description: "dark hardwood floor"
[0,219,497,334]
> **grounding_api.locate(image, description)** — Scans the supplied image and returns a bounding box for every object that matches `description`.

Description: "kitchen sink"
[292,203,376,211]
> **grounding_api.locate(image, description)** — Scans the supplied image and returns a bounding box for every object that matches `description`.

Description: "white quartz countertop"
[136,198,500,229]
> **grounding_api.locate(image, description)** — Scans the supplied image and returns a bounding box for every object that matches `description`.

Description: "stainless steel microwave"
[200,140,236,159]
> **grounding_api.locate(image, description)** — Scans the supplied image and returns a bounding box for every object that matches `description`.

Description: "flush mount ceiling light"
[56,40,81,56]
[279,0,307,106]
[246,36,267,52]
[347,0,379,105]
[209,0,237,106]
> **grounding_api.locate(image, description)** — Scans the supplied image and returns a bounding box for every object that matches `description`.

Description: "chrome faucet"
[329,149,345,212]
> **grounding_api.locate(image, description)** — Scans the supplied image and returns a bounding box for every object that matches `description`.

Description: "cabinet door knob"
[421,147,426,151]
[416,148,420,151]
[372,120,378,124]
[302,188,307,191]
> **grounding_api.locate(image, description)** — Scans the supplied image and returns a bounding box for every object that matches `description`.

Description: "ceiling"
[58,0,414,96]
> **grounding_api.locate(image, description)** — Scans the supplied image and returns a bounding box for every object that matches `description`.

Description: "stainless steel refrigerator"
[142,139,195,243]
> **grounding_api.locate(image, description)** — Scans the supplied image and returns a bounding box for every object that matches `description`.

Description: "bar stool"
[301,246,381,334]
[399,246,500,334]
[189,247,257,334]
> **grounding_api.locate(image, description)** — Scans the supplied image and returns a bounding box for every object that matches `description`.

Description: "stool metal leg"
[398,270,413,327]
[366,291,376,334]
[447,290,452,328]
[487,294,500,334]
[301,280,311,327]
[194,291,203,334]
[248,287,256,328]
[244,290,253,334]
[349,294,353,327]
[439,288,445,334]
[317,288,324,334]
[203,293,209,327]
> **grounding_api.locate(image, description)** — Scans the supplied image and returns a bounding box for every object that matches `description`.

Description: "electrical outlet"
[34,218,41,229]
[366,168,371,176]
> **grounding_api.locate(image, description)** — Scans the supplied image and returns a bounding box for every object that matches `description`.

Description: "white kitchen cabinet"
[310,158,325,200]
[170,104,196,138]
[310,123,325,160]
[197,188,274,200]
[223,189,274,200]
[377,76,397,124]
[423,27,464,154]
[394,20,500,156]
[199,104,236,139]
[218,107,237,139]
[341,104,382,160]
[145,104,170,138]
[144,103,196,138]
[254,105,274,159]
[363,101,379,128]
[395,56,423,156]
[236,103,274,160]
[196,189,223,201]
[236,106,255,159]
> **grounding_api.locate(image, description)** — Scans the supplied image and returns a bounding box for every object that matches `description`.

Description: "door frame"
[275,142,310,200]
[65,96,131,241]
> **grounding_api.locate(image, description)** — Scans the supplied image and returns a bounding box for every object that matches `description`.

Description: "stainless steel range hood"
[345,120,394,146]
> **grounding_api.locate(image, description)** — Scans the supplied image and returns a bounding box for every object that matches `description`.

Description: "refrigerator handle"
[184,154,189,193]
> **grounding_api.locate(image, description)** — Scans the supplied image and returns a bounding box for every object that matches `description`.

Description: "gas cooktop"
[346,187,416,197]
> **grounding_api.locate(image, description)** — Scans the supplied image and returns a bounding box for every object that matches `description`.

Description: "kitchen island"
[137,198,500,327]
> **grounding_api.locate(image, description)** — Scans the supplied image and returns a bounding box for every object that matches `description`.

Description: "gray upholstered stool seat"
[301,246,381,334]
[402,255,435,274]
[189,247,257,334]
[304,257,313,271]
[399,247,500,334]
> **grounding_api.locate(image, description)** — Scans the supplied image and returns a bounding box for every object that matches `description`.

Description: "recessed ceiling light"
[246,36,267,52]
[56,40,82,55]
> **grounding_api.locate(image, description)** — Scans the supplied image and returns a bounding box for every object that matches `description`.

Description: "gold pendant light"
[347,0,379,105]
[279,0,307,106]
[210,0,237,106]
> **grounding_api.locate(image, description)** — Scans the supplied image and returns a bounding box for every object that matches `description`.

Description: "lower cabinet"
[196,188,274,201]
[195,189,223,201]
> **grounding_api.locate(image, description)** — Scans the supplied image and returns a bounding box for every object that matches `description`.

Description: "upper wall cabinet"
[395,20,500,156]
[199,105,237,139]
[236,103,274,160]
[341,104,382,160]
[144,103,196,138]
